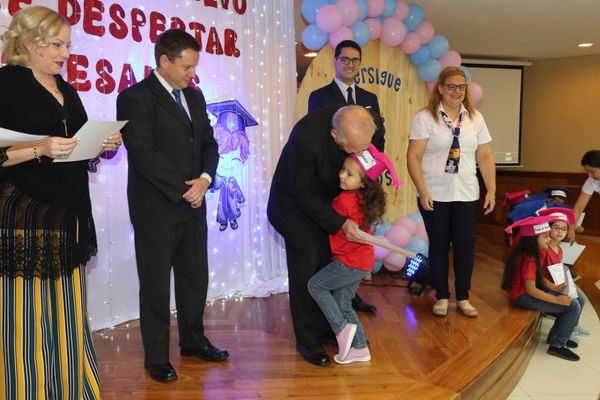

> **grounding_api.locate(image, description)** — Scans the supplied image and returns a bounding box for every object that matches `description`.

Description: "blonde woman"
[0,6,120,398]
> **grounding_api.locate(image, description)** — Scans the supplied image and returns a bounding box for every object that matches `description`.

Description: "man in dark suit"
[308,40,385,152]
[308,40,383,313]
[117,29,228,383]
[267,105,380,366]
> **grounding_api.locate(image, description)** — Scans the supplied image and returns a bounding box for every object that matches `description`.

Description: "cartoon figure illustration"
[207,99,258,231]
[212,175,245,231]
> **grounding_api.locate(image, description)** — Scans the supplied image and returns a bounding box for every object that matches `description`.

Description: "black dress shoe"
[352,295,376,313]
[144,362,177,382]
[181,341,229,362]
[297,345,331,366]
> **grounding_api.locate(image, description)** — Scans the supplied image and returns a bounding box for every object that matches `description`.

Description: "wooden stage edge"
[93,225,598,400]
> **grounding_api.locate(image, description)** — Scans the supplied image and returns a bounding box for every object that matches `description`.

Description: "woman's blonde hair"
[426,66,475,123]
[1,6,69,66]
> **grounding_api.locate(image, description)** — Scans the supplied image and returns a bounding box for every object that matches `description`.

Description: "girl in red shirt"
[502,216,582,361]
[538,208,589,339]
[308,144,400,364]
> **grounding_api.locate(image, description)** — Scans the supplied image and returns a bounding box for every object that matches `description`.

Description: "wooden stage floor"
[94,226,543,399]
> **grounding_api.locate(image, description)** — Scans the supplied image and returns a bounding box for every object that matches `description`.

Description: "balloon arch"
[300,0,484,103]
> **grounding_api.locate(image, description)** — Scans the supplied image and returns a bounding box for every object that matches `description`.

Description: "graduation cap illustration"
[207,99,258,132]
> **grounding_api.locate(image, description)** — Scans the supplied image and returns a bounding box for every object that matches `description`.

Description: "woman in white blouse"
[407,67,496,317]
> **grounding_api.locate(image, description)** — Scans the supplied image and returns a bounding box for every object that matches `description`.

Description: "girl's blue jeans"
[307,259,369,349]
[513,292,582,347]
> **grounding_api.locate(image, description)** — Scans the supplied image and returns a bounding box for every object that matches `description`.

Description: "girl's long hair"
[501,235,546,292]
[358,175,386,229]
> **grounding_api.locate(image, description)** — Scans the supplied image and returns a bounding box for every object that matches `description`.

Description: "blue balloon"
[407,212,423,224]
[301,24,328,51]
[373,221,392,236]
[372,259,384,274]
[300,0,330,24]
[406,237,429,257]
[381,0,397,17]
[409,46,430,66]
[459,65,471,81]
[351,20,371,47]
[426,35,449,59]
[418,58,441,82]
[376,15,383,23]
[357,0,368,20]
[404,4,424,31]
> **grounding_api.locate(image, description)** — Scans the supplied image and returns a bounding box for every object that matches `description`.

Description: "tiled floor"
[508,288,600,400]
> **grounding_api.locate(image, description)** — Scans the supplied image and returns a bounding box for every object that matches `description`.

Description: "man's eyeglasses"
[445,83,468,92]
[338,56,361,66]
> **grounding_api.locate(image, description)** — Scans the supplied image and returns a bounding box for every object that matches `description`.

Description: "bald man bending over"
[267,105,382,366]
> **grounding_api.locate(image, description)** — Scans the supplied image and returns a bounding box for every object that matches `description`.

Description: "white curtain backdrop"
[0,0,295,331]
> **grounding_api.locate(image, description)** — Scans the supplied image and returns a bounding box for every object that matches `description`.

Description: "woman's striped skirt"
[1,266,100,399]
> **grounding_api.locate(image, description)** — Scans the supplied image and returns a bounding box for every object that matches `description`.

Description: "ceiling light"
[578,43,593,48]
[304,52,318,58]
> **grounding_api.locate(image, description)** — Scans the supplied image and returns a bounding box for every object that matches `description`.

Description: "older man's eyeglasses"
[445,83,468,91]
[338,56,361,66]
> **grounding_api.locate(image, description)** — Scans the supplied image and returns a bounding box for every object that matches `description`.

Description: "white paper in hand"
[547,263,566,286]
[54,120,127,163]
[562,242,586,265]
[0,126,47,146]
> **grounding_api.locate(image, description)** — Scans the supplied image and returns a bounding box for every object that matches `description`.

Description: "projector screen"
[465,64,524,165]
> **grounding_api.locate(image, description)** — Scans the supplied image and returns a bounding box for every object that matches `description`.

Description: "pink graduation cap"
[504,215,555,237]
[537,207,576,225]
[350,144,402,189]
[503,190,531,206]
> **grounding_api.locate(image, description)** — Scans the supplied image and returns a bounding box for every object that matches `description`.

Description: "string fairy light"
[0,0,294,332]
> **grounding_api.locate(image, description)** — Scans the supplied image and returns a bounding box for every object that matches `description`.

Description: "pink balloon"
[395,216,417,235]
[399,32,421,54]
[364,18,382,40]
[469,81,484,104]
[385,225,411,248]
[414,222,429,243]
[383,253,407,271]
[439,50,462,68]
[366,0,385,17]
[328,26,354,48]
[393,0,410,20]
[374,235,391,260]
[414,21,435,44]
[379,17,406,48]
[316,4,342,33]
[426,80,437,93]
[336,0,360,26]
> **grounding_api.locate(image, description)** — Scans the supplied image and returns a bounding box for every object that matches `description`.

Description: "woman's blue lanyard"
[440,110,463,174]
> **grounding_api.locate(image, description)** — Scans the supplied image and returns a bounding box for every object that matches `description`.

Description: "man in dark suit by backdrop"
[308,39,383,313]
[308,40,385,152]
[267,105,381,366]
[117,29,228,383]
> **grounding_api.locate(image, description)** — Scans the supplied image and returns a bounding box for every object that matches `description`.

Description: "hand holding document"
[54,120,127,162]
